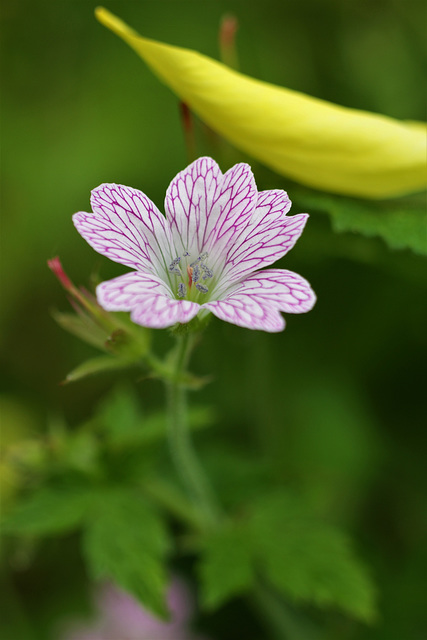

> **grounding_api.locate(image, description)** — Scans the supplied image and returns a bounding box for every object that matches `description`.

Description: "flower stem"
[166,332,219,529]
[163,333,319,639]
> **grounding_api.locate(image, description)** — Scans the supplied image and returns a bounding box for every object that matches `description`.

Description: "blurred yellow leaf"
[96,7,426,199]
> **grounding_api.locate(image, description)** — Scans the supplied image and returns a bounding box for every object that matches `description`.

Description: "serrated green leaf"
[296,189,427,255]
[250,492,377,623]
[97,386,141,439]
[64,355,135,383]
[199,523,254,610]
[82,488,171,618]
[1,485,92,537]
[63,431,100,476]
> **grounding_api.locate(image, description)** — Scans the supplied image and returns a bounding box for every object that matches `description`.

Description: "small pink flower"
[62,580,208,640]
[73,157,315,332]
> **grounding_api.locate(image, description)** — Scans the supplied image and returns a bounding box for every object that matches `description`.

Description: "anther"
[177,283,187,298]
[168,257,181,273]
[192,265,201,283]
[195,283,209,294]
[201,265,213,280]
[191,251,209,267]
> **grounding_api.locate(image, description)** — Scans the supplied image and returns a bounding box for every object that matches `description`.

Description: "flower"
[61,579,208,640]
[73,157,315,332]
[95,7,427,199]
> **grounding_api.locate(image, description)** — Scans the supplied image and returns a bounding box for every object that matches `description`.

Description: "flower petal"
[226,269,316,313]
[73,184,173,278]
[218,190,307,284]
[164,157,257,259]
[203,268,315,331]
[203,295,285,332]
[96,271,199,328]
[96,7,427,198]
[97,271,170,310]
[131,297,200,329]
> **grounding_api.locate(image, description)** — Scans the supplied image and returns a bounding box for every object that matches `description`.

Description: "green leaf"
[197,491,376,621]
[250,492,377,623]
[82,488,171,618]
[199,522,255,610]
[295,189,427,255]
[97,386,141,440]
[64,355,136,383]
[62,431,101,476]
[1,485,92,537]
[52,310,110,350]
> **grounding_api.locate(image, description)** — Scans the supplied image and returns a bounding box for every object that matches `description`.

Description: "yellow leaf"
[95,7,426,199]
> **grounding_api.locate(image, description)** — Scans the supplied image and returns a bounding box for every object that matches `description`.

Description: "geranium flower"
[73,157,315,332]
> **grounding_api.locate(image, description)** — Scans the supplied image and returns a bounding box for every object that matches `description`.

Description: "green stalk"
[165,332,219,529]
[164,332,317,639]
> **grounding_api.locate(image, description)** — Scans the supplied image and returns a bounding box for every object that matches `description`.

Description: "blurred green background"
[1,0,426,639]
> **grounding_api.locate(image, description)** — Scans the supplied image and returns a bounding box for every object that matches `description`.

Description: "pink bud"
[48,256,73,291]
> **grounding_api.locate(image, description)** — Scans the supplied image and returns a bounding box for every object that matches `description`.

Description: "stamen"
[191,252,209,267]
[186,252,213,290]
[200,265,213,280]
[192,264,201,283]
[177,283,187,298]
[168,257,181,274]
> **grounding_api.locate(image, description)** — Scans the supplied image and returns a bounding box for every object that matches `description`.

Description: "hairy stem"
[165,332,314,639]
[166,332,219,529]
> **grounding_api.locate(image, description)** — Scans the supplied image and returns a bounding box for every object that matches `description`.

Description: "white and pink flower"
[73,157,315,332]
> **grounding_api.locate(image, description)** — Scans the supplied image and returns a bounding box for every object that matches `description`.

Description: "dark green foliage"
[199,491,376,622]
[249,493,376,622]
[295,190,427,255]
[82,489,171,618]
[2,0,426,638]
[1,485,92,537]
[199,522,255,608]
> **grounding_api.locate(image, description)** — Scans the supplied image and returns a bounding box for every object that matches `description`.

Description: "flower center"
[168,251,214,301]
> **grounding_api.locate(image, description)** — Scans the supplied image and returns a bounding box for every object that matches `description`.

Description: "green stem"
[166,332,219,529]
[164,333,319,640]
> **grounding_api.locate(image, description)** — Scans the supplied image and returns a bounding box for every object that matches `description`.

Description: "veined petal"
[97,271,199,328]
[219,190,307,284]
[73,184,173,278]
[225,269,316,314]
[131,296,199,329]
[97,271,171,310]
[203,295,285,332]
[96,7,427,199]
[164,157,257,259]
